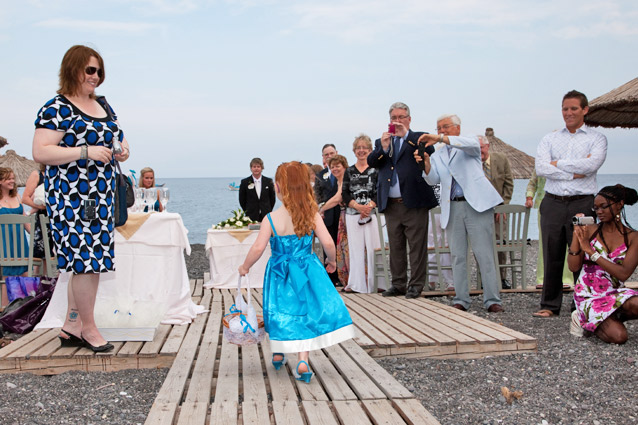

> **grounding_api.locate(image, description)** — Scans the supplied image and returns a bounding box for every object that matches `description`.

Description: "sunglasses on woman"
[85,66,103,78]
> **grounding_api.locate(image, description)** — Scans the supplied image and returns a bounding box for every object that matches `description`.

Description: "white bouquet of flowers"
[213,208,256,229]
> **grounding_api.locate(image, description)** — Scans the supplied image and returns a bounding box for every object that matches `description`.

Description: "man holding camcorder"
[533,90,607,318]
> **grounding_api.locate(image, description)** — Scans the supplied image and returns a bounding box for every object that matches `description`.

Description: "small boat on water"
[228,182,240,191]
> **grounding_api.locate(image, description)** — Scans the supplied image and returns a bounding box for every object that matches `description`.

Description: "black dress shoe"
[405,288,421,299]
[82,337,114,353]
[501,279,512,290]
[382,287,406,297]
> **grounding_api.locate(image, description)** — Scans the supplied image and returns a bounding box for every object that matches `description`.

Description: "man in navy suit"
[239,158,276,222]
[368,102,438,299]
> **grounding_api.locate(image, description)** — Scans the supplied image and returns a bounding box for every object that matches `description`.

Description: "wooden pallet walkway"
[0,278,207,376]
[145,288,440,425]
[344,293,537,359]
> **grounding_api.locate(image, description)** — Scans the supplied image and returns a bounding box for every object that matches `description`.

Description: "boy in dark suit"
[239,158,276,222]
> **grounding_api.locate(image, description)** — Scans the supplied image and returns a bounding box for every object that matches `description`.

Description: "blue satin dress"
[0,205,29,276]
[263,214,355,353]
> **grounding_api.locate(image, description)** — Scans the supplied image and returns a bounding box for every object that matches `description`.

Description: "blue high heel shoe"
[272,353,286,370]
[293,360,313,383]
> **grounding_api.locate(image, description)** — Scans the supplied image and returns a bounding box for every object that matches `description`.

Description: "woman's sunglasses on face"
[85,66,103,78]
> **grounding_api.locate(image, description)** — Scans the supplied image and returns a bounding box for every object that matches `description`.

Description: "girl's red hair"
[275,162,318,237]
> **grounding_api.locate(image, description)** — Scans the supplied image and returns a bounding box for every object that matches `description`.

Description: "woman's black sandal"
[58,329,84,347]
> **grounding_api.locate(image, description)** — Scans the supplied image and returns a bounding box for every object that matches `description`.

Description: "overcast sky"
[2,0,637,178]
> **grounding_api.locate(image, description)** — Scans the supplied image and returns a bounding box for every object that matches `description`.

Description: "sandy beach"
[1,240,637,424]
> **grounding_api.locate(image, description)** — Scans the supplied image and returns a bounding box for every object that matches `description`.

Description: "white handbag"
[33,183,45,206]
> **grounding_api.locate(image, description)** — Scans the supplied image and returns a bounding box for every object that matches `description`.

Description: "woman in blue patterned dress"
[569,185,638,344]
[32,45,130,352]
[239,162,355,383]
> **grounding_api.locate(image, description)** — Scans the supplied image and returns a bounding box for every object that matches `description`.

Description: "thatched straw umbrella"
[585,77,638,128]
[0,150,39,187]
[485,128,535,179]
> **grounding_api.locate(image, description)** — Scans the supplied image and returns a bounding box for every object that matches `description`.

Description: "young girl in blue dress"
[239,161,355,383]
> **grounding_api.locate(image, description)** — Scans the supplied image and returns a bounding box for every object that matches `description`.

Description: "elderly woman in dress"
[341,134,385,293]
[33,45,130,352]
[569,184,638,344]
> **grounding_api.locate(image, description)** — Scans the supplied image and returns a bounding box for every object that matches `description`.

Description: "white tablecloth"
[36,212,205,332]
[204,229,270,288]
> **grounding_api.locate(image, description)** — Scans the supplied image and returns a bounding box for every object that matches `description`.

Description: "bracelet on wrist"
[568,249,582,256]
[80,145,88,160]
[589,252,602,263]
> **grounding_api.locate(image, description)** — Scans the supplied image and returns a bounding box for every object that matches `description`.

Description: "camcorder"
[572,216,595,226]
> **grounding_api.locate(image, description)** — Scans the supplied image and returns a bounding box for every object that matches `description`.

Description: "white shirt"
[536,125,607,196]
[385,131,408,198]
[253,176,261,199]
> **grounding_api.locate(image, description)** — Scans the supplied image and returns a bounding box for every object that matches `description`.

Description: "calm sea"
[159,174,638,245]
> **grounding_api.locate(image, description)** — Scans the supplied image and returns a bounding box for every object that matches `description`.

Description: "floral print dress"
[574,237,638,332]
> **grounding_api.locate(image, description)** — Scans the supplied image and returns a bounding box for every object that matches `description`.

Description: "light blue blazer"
[422,136,503,228]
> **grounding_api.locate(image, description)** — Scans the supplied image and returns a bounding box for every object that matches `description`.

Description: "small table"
[205,228,270,288]
[36,213,205,338]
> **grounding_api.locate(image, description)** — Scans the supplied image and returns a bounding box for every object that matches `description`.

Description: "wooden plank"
[214,290,239,403]
[417,299,517,344]
[160,323,189,356]
[139,324,172,357]
[340,339,412,400]
[155,301,209,404]
[348,295,435,346]
[333,400,374,425]
[307,348,357,401]
[361,399,409,425]
[261,337,299,402]
[118,341,144,357]
[301,400,339,425]
[323,344,386,400]
[242,343,268,402]
[343,295,410,346]
[5,328,57,358]
[271,400,305,425]
[176,401,208,425]
[242,400,270,425]
[392,398,441,425]
[288,354,329,402]
[352,325,377,348]
[144,402,178,425]
[380,297,459,346]
[393,298,492,345]
[193,278,204,298]
[341,299,394,347]
[211,401,238,424]
[30,333,66,359]
[184,290,221,404]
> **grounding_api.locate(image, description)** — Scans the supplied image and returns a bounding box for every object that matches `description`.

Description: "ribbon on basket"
[222,274,264,345]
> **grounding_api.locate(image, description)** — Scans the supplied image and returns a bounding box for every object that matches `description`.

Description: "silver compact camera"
[572,216,595,226]
[112,139,123,154]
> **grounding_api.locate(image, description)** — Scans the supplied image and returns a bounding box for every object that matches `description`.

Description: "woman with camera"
[568,184,638,344]
[32,45,130,352]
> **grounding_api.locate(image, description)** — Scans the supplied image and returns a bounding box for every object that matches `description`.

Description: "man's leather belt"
[451,196,466,202]
[388,197,403,204]
[545,193,592,202]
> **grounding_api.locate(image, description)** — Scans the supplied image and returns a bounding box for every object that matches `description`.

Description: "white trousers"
[345,214,386,293]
